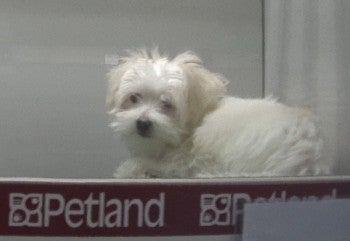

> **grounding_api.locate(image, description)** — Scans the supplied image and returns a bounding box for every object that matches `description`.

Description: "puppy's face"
[107,50,227,152]
[109,58,188,147]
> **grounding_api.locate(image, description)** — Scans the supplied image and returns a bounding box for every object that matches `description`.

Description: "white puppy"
[107,49,330,178]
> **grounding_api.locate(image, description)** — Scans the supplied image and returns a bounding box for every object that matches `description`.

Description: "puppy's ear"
[174,52,228,129]
[106,61,128,114]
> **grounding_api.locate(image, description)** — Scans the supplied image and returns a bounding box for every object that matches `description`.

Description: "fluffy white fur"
[107,49,331,178]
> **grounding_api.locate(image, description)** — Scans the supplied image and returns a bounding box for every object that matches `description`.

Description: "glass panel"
[0,0,263,178]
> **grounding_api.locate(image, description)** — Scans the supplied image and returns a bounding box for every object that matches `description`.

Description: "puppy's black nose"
[136,119,153,137]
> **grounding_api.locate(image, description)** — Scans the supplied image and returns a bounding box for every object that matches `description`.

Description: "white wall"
[264,0,350,175]
[0,0,263,178]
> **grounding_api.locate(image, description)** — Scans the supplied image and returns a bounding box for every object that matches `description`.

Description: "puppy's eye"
[162,100,174,110]
[129,94,141,104]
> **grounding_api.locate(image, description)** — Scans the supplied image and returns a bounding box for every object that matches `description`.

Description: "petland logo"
[199,189,337,227]
[9,192,165,228]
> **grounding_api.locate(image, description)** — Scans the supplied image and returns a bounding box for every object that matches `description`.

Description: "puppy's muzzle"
[136,119,153,137]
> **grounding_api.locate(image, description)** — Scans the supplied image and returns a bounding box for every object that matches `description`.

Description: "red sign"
[0,177,349,237]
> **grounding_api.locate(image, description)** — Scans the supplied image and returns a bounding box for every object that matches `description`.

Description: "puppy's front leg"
[114,158,162,178]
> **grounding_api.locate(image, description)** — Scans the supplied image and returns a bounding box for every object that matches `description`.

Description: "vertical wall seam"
[261,0,266,98]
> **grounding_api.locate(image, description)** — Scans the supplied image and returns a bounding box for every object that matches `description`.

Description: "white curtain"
[264,0,350,174]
